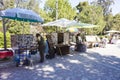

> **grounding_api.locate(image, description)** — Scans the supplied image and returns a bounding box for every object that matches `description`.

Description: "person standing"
[76,32,82,44]
[102,36,108,48]
[36,33,45,63]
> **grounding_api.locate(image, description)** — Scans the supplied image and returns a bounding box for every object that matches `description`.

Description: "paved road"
[0,44,120,80]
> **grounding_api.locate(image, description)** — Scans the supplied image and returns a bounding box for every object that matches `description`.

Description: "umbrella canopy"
[66,21,98,28]
[42,18,71,27]
[66,28,79,32]
[0,8,44,22]
[106,30,120,33]
[0,8,44,50]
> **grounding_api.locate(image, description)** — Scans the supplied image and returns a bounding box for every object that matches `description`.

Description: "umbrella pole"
[56,26,57,32]
[2,19,7,50]
[21,22,25,46]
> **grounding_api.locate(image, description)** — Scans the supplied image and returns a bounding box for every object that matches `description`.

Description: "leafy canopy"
[76,1,105,34]
[44,0,76,21]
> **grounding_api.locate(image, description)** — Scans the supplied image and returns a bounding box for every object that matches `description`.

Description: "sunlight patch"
[1,73,11,79]
[56,63,66,69]
[68,59,81,64]
[42,66,55,72]
[83,54,96,60]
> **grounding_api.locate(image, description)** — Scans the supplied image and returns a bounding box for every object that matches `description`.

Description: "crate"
[56,45,70,55]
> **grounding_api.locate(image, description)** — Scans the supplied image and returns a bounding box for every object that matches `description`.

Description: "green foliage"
[2,0,14,9]
[0,32,11,48]
[111,14,120,31]
[0,32,3,48]
[1,0,119,40]
[95,0,114,16]
[39,8,52,22]
[0,21,2,29]
[43,26,57,33]
[104,13,113,31]
[44,0,76,21]
[1,0,37,35]
[43,0,76,32]
[76,1,89,13]
[7,20,30,34]
[92,0,114,34]
[76,1,105,34]
[6,32,11,48]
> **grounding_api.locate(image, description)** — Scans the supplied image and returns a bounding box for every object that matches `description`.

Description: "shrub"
[0,32,11,48]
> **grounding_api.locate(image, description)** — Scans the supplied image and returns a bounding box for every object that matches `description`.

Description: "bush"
[0,32,11,48]
[0,32,3,48]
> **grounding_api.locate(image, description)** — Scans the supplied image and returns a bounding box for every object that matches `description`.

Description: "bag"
[46,47,56,59]
[23,58,30,66]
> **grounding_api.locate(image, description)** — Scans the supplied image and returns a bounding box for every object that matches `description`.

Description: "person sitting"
[75,33,86,52]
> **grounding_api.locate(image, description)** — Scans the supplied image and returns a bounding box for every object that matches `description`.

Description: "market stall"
[42,18,71,55]
[56,32,70,55]
[45,32,70,56]
[11,34,37,66]
[0,8,43,66]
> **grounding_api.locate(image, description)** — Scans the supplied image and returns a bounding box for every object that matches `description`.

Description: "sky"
[40,0,120,15]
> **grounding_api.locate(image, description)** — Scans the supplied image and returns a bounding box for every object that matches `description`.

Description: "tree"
[0,31,11,48]
[92,0,114,16]
[15,0,27,8]
[39,8,52,22]
[104,13,113,31]
[92,0,114,34]
[111,14,120,31]
[76,1,105,34]
[8,20,30,34]
[2,0,30,34]
[44,0,76,21]
[0,0,45,48]
[1,0,42,35]
[0,0,4,10]
[1,0,14,9]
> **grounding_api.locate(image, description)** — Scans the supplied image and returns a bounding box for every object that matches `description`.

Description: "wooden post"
[2,19,7,50]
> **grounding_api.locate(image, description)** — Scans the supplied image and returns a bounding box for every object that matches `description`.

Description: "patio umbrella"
[66,21,98,28]
[0,8,44,22]
[42,18,71,28]
[0,8,44,50]
[106,30,120,33]
[66,28,79,32]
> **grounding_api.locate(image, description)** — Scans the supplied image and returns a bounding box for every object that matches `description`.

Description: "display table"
[56,44,70,55]
[14,46,37,67]
[0,50,13,59]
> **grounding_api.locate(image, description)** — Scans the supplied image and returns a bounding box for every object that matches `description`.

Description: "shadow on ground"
[0,50,120,80]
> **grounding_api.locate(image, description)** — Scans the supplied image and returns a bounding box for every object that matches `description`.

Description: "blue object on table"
[14,46,31,66]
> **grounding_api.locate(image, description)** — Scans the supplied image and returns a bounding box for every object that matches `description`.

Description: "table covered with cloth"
[0,50,13,59]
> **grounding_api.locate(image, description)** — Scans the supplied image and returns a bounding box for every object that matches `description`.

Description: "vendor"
[36,33,45,63]
[76,32,82,44]
[75,32,86,52]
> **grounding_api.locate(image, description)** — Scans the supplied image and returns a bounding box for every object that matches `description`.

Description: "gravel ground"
[0,44,120,80]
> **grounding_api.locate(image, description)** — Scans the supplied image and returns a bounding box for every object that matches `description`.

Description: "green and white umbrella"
[42,18,71,28]
[66,28,79,32]
[66,21,98,28]
[106,30,120,33]
[0,8,44,22]
[0,8,44,49]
